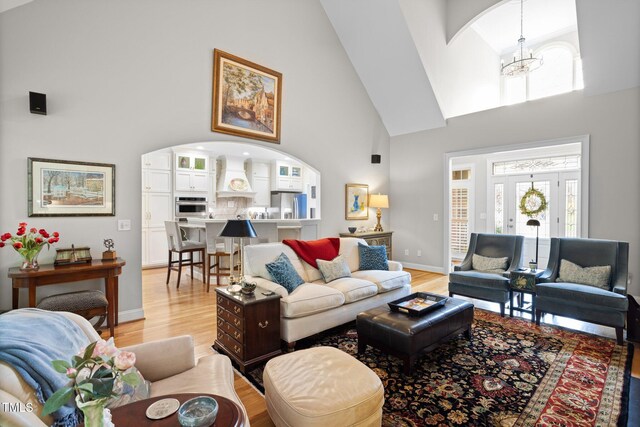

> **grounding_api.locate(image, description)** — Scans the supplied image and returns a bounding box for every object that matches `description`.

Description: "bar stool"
[205,222,239,291]
[164,221,206,288]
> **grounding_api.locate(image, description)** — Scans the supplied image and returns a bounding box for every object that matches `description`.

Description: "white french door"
[491,171,580,268]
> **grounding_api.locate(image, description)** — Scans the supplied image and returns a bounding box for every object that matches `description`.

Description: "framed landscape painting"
[345,183,369,220]
[212,49,282,143]
[28,158,115,217]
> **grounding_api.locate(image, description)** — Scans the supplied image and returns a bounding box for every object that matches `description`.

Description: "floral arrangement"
[0,222,60,269]
[43,338,140,425]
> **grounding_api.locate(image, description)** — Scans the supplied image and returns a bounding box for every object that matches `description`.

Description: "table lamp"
[219,219,257,285]
[526,219,540,269]
[369,194,389,232]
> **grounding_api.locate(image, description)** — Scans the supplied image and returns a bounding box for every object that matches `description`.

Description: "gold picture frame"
[212,49,282,143]
[345,183,369,220]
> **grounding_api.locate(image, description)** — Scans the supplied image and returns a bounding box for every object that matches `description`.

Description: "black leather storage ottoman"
[357,297,474,374]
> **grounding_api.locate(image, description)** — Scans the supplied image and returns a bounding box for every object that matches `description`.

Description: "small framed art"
[345,183,369,220]
[28,158,115,217]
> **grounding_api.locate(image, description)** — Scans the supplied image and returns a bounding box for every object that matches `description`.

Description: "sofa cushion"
[339,237,367,273]
[244,243,308,282]
[322,277,378,303]
[557,259,611,290]
[358,243,389,271]
[280,284,345,318]
[317,255,351,283]
[351,270,410,293]
[266,253,305,293]
[537,282,628,311]
[472,254,508,273]
[449,270,510,290]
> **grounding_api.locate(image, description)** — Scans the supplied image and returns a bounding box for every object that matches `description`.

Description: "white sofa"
[244,237,412,344]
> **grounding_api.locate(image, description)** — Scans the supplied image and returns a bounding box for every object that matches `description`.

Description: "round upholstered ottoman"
[264,346,384,427]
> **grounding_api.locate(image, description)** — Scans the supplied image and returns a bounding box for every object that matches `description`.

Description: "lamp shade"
[526,219,541,227]
[219,220,258,238]
[369,194,389,209]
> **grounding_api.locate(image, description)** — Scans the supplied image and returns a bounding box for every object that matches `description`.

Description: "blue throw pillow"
[265,253,305,293]
[358,243,389,271]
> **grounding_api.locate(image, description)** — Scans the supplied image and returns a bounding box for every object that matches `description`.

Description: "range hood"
[216,156,256,198]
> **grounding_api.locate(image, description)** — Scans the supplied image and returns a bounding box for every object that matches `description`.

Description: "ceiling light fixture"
[501,0,543,77]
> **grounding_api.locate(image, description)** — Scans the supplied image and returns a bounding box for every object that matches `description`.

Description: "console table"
[8,258,126,337]
[339,230,393,259]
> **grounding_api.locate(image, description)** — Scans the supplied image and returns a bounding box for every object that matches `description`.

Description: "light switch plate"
[433,214,439,221]
[118,219,131,231]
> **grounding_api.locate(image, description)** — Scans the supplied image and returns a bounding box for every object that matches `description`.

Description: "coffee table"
[108,393,245,426]
[357,295,474,374]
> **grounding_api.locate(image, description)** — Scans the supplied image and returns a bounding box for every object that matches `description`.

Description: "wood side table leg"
[114,277,119,326]
[509,290,514,317]
[12,285,19,309]
[29,284,37,307]
[105,277,115,337]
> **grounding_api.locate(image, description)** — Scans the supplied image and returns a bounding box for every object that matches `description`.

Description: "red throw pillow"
[283,238,340,269]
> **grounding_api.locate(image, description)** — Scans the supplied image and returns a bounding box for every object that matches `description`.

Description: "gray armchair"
[535,238,629,344]
[449,233,524,316]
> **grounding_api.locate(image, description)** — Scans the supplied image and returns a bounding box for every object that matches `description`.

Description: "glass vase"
[18,246,43,270]
[76,397,112,427]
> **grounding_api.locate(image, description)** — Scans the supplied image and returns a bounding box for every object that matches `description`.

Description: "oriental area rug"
[245,309,632,426]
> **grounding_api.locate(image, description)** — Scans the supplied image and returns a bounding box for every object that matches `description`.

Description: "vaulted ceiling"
[321,0,640,136]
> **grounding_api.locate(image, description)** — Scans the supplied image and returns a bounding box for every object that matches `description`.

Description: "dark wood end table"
[108,393,245,426]
[214,286,281,373]
[509,269,544,323]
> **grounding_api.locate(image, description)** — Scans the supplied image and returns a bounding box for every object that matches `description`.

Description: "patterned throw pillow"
[472,254,508,273]
[317,255,352,283]
[358,243,389,271]
[266,253,305,293]
[556,259,611,290]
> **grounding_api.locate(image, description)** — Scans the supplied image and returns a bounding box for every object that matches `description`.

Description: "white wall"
[400,0,501,119]
[0,0,391,314]
[390,87,640,294]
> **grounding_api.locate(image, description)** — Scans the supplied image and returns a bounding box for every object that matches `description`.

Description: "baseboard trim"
[402,262,445,274]
[118,308,145,323]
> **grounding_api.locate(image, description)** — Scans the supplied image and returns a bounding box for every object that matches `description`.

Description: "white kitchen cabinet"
[247,161,271,207]
[175,152,208,172]
[143,169,171,193]
[175,171,208,193]
[147,227,169,265]
[252,176,270,207]
[141,192,172,267]
[272,160,303,191]
[143,193,173,228]
[142,151,172,170]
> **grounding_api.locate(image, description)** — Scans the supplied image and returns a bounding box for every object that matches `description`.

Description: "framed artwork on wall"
[28,158,115,217]
[212,49,282,143]
[345,183,369,220]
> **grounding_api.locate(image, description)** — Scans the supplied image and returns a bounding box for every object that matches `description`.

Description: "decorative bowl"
[177,396,218,427]
[241,282,257,295]
[348,227,357,234]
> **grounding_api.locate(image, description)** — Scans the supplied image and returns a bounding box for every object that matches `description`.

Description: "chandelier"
[501,0,543,77]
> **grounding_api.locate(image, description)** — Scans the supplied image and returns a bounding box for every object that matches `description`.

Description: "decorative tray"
[388,292,447,317]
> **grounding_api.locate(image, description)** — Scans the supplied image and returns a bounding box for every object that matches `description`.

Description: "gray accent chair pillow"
[556,259,611,290]
[471,254,508,273]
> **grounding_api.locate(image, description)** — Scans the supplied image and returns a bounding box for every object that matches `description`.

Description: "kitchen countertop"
[185,218,320,224]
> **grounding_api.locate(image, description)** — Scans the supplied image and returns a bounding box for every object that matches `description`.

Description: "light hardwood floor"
[113,267,639,427]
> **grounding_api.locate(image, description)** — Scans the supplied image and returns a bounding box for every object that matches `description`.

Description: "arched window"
[501,43,583,104]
